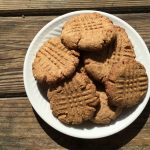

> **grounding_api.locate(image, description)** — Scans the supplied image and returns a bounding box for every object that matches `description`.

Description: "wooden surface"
[0,0,150,149]
[0,0,150,16]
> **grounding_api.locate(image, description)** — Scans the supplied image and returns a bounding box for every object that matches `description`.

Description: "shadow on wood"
[33,99,150,150]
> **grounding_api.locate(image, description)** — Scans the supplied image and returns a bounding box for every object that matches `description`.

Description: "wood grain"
[0,97,149,149]
[0,0,150,16]
[0,16,55,96]
[0,13,150,96]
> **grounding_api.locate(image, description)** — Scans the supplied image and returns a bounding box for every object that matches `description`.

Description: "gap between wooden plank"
[0,93,26,99]
[0,6,150,17]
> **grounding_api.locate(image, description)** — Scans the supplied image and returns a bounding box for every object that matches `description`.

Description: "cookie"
[105,59,148,108]
[61,13,115,51]
[84,26,135,82]
[47,71,99,124]
[91,92,122,124]
[32,37,79,84]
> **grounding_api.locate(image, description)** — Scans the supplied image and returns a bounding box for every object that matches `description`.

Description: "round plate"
[23,10,150,139]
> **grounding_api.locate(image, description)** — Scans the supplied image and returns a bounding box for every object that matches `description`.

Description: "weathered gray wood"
[0,13,150,96]
[0,97,149,149]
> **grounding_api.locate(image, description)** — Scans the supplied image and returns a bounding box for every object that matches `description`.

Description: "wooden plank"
[0,97,65,150]
[0,0,150,16]
[0,97,149,149]
[0,16,55,96]
[0,13,150,96]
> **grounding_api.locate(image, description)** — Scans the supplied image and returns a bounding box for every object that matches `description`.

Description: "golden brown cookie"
[61,13,115,51]
[84,26,135,82]
[47,71,99,124]
[91,92,122,124]
[32,37,79,84]
[105,59,148,108]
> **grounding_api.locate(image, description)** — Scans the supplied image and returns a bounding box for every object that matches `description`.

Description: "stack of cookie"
[32,13,148,125]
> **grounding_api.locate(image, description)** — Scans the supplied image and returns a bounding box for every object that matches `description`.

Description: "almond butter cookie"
[84,26,135,82]
[91,92,122,124]
[105,60,148,108]
[47,71,99,124]
[32,37,79,84]
[61,13,115,51]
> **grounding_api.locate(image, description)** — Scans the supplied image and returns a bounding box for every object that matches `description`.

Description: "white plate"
[23,10,150,139]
